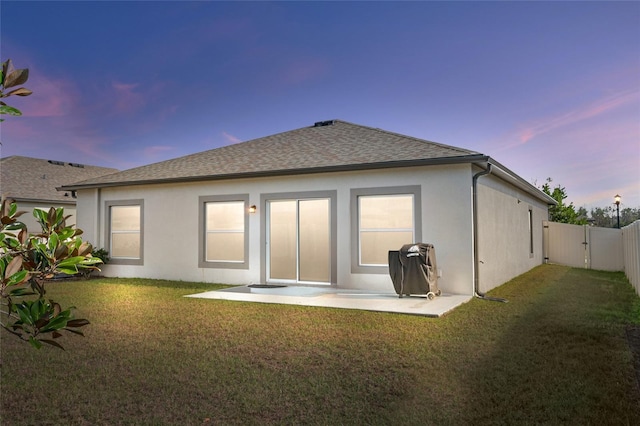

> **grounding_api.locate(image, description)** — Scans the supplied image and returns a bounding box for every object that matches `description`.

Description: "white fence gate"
[543,220,640,296]
[543,221,623,271]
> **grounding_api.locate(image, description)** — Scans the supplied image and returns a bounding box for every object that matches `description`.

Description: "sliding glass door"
[267,198,330,284]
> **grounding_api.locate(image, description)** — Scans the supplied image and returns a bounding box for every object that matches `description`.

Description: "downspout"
[472,163,507,302]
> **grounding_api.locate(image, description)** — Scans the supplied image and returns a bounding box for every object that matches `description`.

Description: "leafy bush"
[0,200,103,349]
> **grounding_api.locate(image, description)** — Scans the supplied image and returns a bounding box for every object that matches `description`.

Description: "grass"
[1,264,639,425]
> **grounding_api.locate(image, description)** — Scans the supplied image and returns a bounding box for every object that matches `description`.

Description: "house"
[61,120,555,296]
[0,156,118,232]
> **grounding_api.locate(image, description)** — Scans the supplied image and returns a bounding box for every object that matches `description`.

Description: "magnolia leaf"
[33,208,47,223]
[0,105,22,116]
[56,265,78,275]
[16,306,32,325]
[80,257,103,266]
[40,339,65,350]
[8,287,35,297]
[2,59,15,84]
[78,241,92,256]
[3,68,29,89]
[5,87,32,97]
[63,328,85,337]
[48,232,59,251]
[35,317,49,329]
[58,228,75,240]
[7,269,29,286]
[57,256,87,268]
[41,315,69,333]
[54,244,68,259]
[66,318,90,328]
[4,256,23,279]
[28,336,43,350]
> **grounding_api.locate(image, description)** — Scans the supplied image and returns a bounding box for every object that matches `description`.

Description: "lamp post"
[614,194,621,228]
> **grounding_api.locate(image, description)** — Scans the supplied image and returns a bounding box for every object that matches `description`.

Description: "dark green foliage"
[91,247,110,264]
[541,178,587,224]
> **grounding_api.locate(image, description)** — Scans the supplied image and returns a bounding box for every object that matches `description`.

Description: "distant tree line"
[540,178,639,227]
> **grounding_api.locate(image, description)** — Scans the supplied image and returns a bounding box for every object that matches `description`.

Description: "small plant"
[91,248,110,265]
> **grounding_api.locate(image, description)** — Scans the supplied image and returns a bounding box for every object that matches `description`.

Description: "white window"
[205,201,245,263]
[359,194,415,266]
[108,201,143,264]
[199,194,249,269]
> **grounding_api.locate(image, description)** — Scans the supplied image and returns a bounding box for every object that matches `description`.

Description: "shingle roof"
[63,120,485,190]
[1,156,118,203]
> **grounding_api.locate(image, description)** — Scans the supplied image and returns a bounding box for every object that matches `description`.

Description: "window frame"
[105,199,144,266]
[199,194,250,269]
[528,206,534,258]
[350,186,422,274]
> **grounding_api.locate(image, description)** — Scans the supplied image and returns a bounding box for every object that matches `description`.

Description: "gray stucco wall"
[75,163,549,296]
[476,174,549,293]
[75,164,477,295]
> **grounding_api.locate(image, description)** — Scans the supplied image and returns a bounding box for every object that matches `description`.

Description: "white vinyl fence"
[622,221,640,295]
[543,220,640,295]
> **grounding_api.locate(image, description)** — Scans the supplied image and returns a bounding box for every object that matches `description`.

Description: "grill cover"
[389,243,439,297]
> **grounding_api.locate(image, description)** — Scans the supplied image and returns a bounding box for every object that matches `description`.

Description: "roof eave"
[60,154,490,191]
[473,158,558,205]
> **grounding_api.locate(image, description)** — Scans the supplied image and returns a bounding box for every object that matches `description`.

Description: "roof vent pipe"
[472,163,507,303]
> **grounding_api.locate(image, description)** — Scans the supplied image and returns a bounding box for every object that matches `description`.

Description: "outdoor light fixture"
[614,194,621,229]
[249,205,257,213]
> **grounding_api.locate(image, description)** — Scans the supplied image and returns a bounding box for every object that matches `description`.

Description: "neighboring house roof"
[59,119,556,205]
[1,156,119,204]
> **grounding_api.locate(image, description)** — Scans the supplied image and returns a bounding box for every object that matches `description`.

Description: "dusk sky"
[1,1,638,211]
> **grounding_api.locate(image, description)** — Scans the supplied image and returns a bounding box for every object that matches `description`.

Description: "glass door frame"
[260,190,337,286]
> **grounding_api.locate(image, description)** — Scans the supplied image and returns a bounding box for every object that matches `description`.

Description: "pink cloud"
[222,131,242,144]
[516,88,639,145]
[111,82,146,113]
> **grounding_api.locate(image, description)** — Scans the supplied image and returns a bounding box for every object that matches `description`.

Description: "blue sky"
[1,1,638,211]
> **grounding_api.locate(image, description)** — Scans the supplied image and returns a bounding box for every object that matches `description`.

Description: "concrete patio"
[186,285,472,317]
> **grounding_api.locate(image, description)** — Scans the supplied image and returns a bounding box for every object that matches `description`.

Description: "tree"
[589,206,614,228]
[591,206,640,228]
[540,178,587,225]
[1,59,101,349]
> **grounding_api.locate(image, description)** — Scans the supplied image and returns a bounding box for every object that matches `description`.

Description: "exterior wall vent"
[313,120,335,127]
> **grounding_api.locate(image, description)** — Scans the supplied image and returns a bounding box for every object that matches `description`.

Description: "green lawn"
[2,264,639,425]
